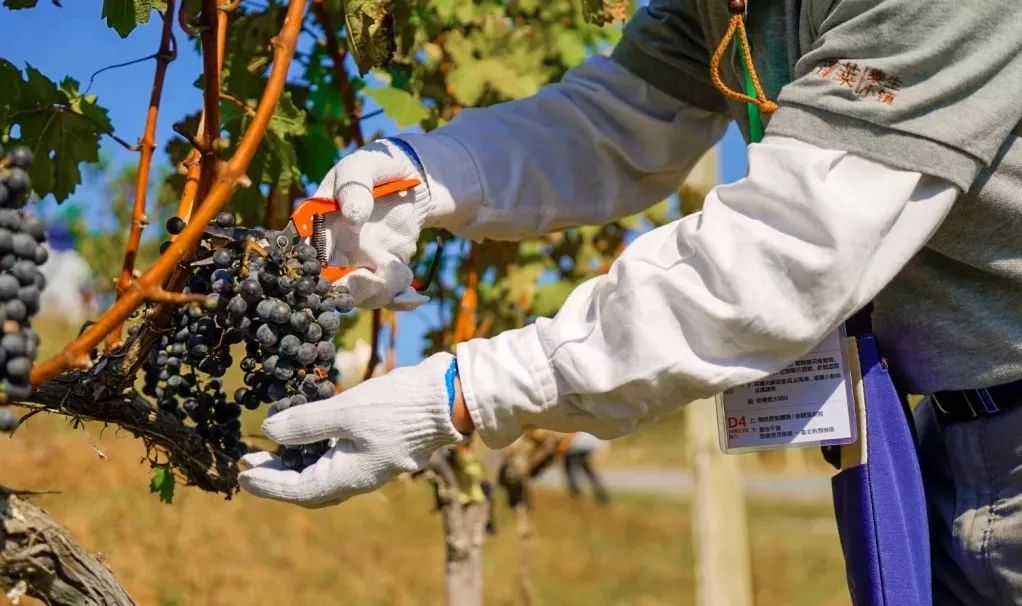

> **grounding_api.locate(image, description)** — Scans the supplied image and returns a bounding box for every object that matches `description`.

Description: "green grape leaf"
[363,86,427,127]
[149,465,175,504]
[102,0,155,37]
[13,68,110,202]
[220,5,283,100]
[446,63,485,107]
[267,91,307,138]
[555,27,587,65]
[295,122,339,182]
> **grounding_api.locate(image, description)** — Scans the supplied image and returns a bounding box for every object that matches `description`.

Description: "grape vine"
[141,212,350,465]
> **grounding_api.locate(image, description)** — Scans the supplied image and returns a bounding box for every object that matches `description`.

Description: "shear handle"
[291,178,421,237]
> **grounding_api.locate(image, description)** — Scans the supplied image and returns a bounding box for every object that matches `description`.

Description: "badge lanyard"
[712,1,858,454]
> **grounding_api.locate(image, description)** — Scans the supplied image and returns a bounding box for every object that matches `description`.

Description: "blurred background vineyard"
[1,0,848,603]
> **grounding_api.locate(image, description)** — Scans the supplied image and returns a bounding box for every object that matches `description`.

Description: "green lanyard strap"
[707,0,776,144]
[737,36,765,143]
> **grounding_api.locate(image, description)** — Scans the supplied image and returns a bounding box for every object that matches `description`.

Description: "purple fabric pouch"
[830,334,930,605]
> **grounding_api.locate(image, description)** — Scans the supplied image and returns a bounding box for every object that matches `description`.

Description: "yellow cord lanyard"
[709,0,778,144]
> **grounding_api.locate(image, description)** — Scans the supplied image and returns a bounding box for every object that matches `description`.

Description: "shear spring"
[312,214,328,267]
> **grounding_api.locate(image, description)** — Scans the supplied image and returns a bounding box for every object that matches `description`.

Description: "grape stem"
[30,0,309,386]
[107,0,179,351]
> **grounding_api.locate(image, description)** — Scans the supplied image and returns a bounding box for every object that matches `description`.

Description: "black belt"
[930,380,1022,425]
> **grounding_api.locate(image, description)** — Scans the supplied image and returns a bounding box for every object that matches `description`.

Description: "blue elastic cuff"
[385,137,425,176]
[444,358,459,413]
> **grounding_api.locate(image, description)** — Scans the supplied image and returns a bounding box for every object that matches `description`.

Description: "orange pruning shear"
[271,178,440,291]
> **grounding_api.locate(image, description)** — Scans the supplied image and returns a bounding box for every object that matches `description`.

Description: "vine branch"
[108,0,179,350]
[31,0,309,385]
[196,0,225,208]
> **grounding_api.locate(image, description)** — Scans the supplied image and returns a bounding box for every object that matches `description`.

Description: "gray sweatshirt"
[613,0,1022,393]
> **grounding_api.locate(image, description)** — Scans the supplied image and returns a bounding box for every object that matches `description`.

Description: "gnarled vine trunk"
[0,489,136,605]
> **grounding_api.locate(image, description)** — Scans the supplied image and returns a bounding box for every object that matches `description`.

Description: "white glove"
[238,352,464,507]
[313,138,431,311]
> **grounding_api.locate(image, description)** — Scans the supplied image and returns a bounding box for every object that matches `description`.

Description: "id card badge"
[716,326,857,453]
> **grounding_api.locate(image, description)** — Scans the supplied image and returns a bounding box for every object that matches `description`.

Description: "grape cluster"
[142,212,351,466]
[0,145,46,407]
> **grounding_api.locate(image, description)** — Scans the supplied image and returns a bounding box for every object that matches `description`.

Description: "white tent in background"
[38,225,95,326]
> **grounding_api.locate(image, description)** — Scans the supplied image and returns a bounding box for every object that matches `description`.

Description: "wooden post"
[681,149,753,606]
[686,398,754,606]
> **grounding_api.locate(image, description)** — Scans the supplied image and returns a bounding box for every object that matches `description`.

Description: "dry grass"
[3,317,849,605]
[1,415,848,606]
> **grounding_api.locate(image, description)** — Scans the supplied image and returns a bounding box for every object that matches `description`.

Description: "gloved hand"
[238,352,464,507]
[313,138,431,311]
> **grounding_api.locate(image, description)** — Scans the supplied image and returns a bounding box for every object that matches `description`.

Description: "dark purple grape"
[0,275,17,300]
[276,275,295,293]
[317,312,340,334]
[296,343,317,365]
[266,380,286,401]
[289,311,310,333]
[5,299,26,322]
[272,359,294,380]
[316,341,335,362]
[9,146,33,169]
[315,277,331,296]
[304,322,323,343]
[316,380,336,400]
[215,212,236,228]
[334,291,355,313]
[5,357,30,381]
[302,260,321,277]
[281,447,303,471]
[22,216,46,241]
[240,278,262,302]
[11,233,35,259]
[212,248,233,268]
[256,323,278,347]
[270,301,290,324]
[296,243,318,262]
[296,277,315,295]
[255,298,275,320]
[227,295,247,316]
[279,334,301,358]
[166,216,187,235]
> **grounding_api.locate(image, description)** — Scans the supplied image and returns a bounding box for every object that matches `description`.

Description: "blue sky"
[2,4,748,366]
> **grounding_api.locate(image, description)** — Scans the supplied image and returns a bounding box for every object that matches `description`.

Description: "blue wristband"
[444,358,459,413]
[385,137,426,176]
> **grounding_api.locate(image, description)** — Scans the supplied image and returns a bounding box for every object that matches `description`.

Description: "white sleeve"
[455,136,958,448]
[399,55,729,241]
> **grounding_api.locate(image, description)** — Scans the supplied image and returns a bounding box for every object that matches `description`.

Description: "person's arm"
[401,55,729,241]
[318,55,728,309]
[455,136,956,445]
[237,138,957,506]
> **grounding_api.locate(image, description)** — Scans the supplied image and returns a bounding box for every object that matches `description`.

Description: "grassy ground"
[8,316,849,604]
[2,414,848,606]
